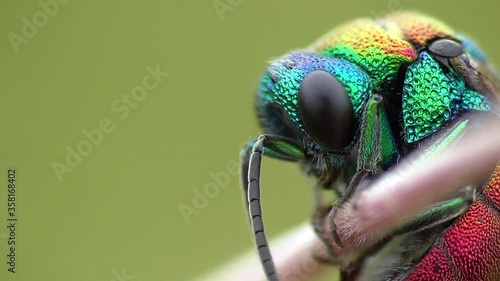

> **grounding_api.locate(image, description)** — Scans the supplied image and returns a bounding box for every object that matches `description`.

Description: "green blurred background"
[0,1,498,281]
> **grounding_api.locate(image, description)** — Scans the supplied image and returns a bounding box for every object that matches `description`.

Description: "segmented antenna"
[247,137,279,281]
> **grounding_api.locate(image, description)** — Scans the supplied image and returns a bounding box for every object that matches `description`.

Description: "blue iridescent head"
[257,52,373,152]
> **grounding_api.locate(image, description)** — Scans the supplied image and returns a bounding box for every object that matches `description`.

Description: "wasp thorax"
[298,70,355,150]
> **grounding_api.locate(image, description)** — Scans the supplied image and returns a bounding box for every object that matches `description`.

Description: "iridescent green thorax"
[312,19,416,89]
[257,12,495,148]
[320,46,413,89]
[384,12,455,46]
[403,52,490,143]
[257,52,372,137]
[310,12,467,92]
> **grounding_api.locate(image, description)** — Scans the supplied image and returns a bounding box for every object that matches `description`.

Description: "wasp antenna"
[248,136,280,281]
[240,141,255,211]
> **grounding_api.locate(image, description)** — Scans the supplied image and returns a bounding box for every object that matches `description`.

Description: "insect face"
[241,11,500,281]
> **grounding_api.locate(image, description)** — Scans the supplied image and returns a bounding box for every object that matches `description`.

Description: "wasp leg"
[355,94,399,176]
[328,93,398,242]
[320,114,480,274]
[392,187,475,235]
[329,92,397,223]
[311,94,398,270]
[311,205,336,263]
[314,182,474,278]
[240,135,306,281]
[329,117,475,251]
[327,185,474,250]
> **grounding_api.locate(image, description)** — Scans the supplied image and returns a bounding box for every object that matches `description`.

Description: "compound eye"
[298,70,354,150]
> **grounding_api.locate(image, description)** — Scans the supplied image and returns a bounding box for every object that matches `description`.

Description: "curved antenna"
[247,136,279,281]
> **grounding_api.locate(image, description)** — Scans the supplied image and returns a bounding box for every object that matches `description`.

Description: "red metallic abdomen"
[406,165,500,281]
